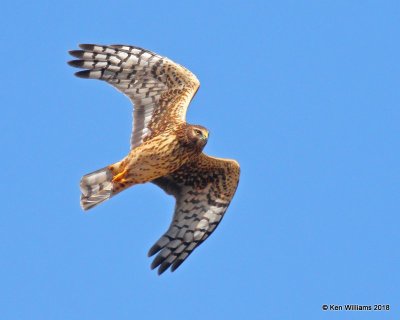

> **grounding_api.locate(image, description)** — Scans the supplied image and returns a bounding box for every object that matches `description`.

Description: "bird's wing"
[150,153,240,274]
[68,44,200,149]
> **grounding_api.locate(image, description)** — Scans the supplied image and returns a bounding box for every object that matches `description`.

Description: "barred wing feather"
[68,44,200,149]
[150,154,240,274]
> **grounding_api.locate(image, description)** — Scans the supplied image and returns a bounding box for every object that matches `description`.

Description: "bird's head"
[186,125,209,150]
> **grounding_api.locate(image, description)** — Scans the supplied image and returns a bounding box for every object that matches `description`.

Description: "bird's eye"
[194,129,202,136]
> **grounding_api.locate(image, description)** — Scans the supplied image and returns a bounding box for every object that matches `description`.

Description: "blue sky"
[1,1,399,319]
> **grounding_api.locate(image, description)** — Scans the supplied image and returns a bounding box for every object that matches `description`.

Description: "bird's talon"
[112,170,128,183]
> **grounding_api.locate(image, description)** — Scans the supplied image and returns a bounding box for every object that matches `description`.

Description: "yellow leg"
[112,169,128,183]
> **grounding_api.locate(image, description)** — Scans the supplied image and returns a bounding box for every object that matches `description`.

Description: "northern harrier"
[68,44,240,274]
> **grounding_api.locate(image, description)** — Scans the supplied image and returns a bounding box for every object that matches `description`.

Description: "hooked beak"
[203,131,209,140]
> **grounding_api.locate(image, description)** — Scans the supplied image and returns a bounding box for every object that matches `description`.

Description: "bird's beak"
[203,132,209,140]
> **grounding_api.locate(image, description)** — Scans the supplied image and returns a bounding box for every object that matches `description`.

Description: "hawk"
[68,44,240,274]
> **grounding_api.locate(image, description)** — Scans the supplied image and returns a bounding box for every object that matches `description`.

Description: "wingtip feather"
[150,255,164,270]
[170,259,184,272]
[68,60,85,68]
[79,43,96,51]
[74,70,91,78]
[157,262,172,275]
[148,244,161,257]
[69,50,84,58]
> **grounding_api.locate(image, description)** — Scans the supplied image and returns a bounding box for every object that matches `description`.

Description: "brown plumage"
[68,44,240,274]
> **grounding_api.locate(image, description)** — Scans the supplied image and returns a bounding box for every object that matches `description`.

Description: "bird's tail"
[80,166,115,210]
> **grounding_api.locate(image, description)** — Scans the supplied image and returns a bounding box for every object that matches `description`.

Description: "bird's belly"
[124,136,194,184]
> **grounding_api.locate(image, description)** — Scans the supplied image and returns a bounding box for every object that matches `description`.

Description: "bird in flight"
[68,44,240,274]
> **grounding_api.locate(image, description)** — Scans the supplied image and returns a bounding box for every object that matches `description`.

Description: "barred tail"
[80,166,114,210]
